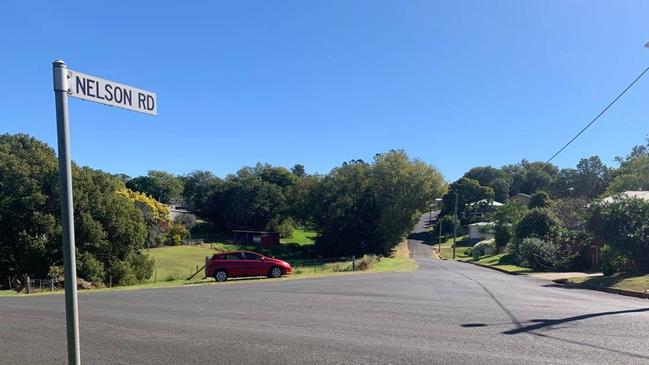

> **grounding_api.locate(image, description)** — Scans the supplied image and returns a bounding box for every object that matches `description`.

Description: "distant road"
[2,223,649,364]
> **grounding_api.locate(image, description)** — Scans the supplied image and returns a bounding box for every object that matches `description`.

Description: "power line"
[546,63,649,164]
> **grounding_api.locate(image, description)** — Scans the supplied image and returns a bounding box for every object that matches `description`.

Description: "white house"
[601,191,649,204]
[467,222,495,242]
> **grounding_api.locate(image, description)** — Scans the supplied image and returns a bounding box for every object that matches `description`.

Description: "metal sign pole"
[53,59,81,365]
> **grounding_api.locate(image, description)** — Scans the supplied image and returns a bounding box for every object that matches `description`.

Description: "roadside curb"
[552,279,649,300]
[459,260,524,275]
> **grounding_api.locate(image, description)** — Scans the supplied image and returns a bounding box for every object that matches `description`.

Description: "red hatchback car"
[206,251,293,282]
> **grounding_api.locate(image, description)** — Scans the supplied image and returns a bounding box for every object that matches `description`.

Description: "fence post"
[109,276,112,288]
[8,277,12,291]
[352,256,355,271]
[51,279,54,292]
[26,275,31,294]
[204,256,209,278]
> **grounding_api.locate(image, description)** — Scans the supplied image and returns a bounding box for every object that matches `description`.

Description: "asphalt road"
[2,226,649,364]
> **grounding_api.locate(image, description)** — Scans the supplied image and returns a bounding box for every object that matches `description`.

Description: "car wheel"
[269,266,282,279]
[214,270,228,282]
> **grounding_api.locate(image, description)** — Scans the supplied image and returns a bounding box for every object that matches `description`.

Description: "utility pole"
[453,192,458,260]
[438,216,442,256]
[53,60,81,365]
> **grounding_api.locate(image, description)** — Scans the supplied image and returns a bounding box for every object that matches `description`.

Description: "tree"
[528,191,551,209]
[291,164,306,178]
[0,134,60,284]
[440,178,494,219]
[515,209,559,242]
[117,188,170,247]
[573,156,610,198]
[126,170,184,204]
[587,197,649,274]
[0,134,154,286]
[463,166,511,202]
[312,151,445,256]
[206,165,290,231]
[181,170,222,213]
[608,152,649,194]
[493,200,528,249]
[504,160,558,195]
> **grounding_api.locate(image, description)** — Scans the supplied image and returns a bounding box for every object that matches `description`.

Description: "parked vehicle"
[206,251,293,282]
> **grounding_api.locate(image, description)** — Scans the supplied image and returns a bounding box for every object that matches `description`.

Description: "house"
[465,200,503,219]
[467,222,495,242]
[601,191,649,204]
[232,230,280,248]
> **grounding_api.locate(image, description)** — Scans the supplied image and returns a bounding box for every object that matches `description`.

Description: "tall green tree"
[0,134,154,286]
[312,151,445,256]
[126,170,184,204]
[440,177,494,218]
[181,170,222,213]
[463,166,511,202]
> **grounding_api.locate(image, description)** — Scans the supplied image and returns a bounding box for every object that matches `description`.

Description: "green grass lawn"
[280,229,317,245]
[437,236,472,261]
[566,273,649,293]
[2,232,415,296]
[146,244,219,282]
[472,253,533,274]
[437,236,532,274]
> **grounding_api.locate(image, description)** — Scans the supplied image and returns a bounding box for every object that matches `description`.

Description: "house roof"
[470,199,504,207]
[602,191,649,204]
[468,222,495,227]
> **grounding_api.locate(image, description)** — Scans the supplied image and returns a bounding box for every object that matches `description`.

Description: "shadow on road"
[502,307,649,335]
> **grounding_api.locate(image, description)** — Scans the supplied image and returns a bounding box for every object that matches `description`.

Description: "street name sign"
[52,60,157,365]
[68,70,157,115]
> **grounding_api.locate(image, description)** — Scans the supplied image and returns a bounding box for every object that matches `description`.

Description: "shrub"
[358,254,380,270]
[174,214,197,229]
[587,197,649,274]
[167,223,189,245]
[77,252,105,284]
[515,209,559,242]
[516,237,577,271]
[494,224,512,250]
[129,252,155,282]
[516,237,559,271]
[599,245,633,276]
[528,191,551,209]
[275,218,296,239]
[109,261,136,286]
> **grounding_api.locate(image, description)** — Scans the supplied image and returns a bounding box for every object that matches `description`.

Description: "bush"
[515,209,559,242]
[129,252,155,282]
[167,223,189,245]
[435,215,456,237]
[275,218,296,239]
[587,198,649,274]
[528,191,551,209]
[358,254,380,270]
[174,214,197,229]
[77,252,105,284]
[494,224,511,249]
[515,237,576,271]
[600,245,633,276]
[109,261,136,286]
[516,238,559,271]
[497,253,519,265]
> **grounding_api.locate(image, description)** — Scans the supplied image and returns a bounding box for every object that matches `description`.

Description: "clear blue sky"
[2,1,648,181]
